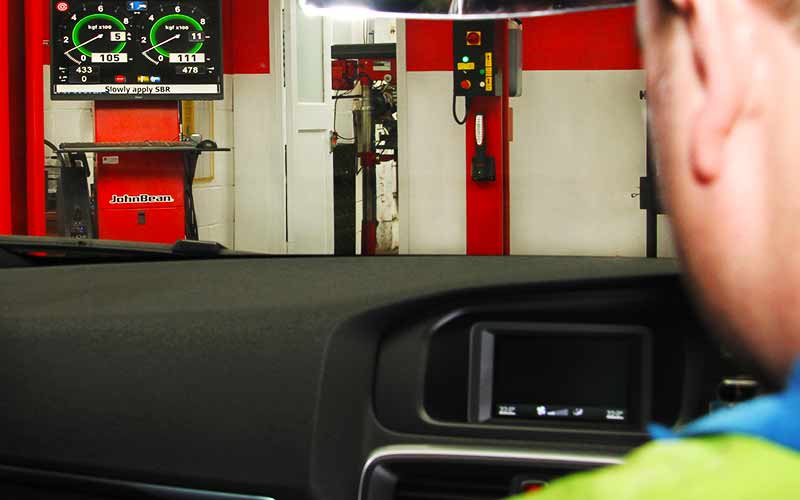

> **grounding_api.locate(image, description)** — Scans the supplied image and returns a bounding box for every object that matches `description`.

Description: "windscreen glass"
[20,1,663,261]
[301,0,633,18]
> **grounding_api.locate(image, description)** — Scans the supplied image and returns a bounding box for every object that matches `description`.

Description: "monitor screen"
[492,334,631,422]
[51,0,224,100]
[469,323,650,427]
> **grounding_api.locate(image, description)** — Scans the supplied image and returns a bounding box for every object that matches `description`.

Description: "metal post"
[645,126,658,258]
[25,0,46,236]
[356,80,378,255]
[465,20,509,256]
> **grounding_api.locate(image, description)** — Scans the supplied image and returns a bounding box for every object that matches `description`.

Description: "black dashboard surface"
[0,256,693,500]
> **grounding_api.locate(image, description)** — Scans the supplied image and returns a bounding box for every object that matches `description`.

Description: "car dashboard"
[0,256,749,500]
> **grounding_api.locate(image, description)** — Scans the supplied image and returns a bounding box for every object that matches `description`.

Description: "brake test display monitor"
[51,0,223,100]
[468,323,652,428]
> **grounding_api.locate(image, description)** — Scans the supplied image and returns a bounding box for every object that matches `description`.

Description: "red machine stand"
[94,102,187,244]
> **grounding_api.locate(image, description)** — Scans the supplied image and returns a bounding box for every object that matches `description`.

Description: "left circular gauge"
[57,2,130,64]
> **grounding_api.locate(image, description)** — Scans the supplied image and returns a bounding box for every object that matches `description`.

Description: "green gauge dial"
[150,14,203,57]
[58,2,131,65]
[72,13,127,56]
[141,4,209,65]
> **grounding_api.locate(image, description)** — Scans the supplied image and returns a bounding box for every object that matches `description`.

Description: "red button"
[460,80,472,90]
[115,75,126,83]
[466,31,481,46]
[520,480,548,494]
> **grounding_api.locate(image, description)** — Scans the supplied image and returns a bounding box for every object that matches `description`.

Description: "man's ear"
[674,0,750,184]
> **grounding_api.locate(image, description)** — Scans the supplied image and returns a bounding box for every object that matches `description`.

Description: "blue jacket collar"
[650,361,800,452]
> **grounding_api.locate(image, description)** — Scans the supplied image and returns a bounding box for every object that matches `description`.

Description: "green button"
[479,69,485,75]
[462,56,470,63]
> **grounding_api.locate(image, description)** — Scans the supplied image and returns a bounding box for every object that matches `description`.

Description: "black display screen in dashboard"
[51,0,223,100]
[493,335,630,422]
[468,323,651,428]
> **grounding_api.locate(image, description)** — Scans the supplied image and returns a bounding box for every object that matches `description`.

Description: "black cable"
[44,139,59,154]
[453,93,470,125]
[44,139,68,167]
[183,152,200,241]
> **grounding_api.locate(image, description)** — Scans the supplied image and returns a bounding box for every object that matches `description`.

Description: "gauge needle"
[143,34,180,64]
[64,34,103,63]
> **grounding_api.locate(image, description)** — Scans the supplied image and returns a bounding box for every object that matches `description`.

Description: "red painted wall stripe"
[522,7,641,70]
[406,20,453,72]
[222,0,234,74]
[406,7,641,72]
[230,0,271,74]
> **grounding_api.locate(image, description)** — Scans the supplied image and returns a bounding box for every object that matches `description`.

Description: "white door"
[284,0,335,254]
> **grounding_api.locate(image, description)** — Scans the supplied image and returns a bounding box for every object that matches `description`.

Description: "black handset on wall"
[472,114,496,182]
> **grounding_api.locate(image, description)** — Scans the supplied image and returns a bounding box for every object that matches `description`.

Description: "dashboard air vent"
[393,467,509,500]
[359,446,623,500]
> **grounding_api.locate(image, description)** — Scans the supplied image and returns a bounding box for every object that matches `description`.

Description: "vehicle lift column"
[453,21,516,256]
[332,44,398,256]
[356,78,379,256]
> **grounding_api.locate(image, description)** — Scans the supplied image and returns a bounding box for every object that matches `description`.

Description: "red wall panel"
[230,0,271,74]
[406,20,453,72]
[406,7,641,72]
[522,7,641,70]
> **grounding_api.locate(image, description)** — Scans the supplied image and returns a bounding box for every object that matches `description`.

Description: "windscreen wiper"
[0,235,253,267]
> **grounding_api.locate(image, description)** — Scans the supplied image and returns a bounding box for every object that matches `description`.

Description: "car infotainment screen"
[468,323,651,428]
[51,0,223,100]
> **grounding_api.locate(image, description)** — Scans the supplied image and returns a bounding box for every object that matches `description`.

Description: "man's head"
[638,0,800,381]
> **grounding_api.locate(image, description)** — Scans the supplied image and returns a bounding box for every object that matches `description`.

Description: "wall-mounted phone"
[472,114,496,182]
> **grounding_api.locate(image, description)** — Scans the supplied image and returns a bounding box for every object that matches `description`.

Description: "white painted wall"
[398,71,467,254]
[509,70,647,257]
[43,66,95,167]
[658,215,677,258]
[193,75,235,248]
[233,73,286,253]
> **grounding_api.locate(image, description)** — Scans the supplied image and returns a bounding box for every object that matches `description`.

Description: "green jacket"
[514,435,800,499]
